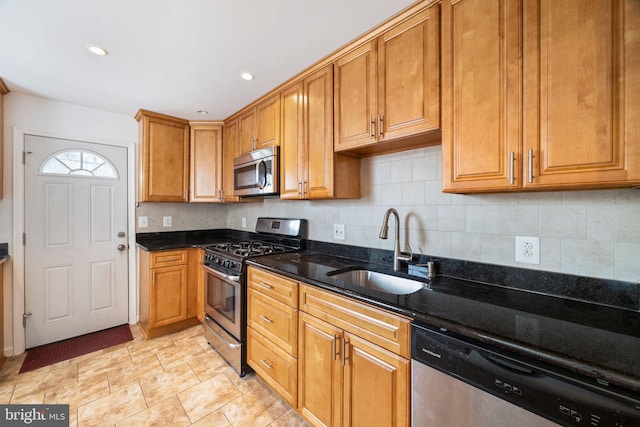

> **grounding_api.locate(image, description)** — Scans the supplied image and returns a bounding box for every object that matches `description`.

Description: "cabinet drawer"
[150,250,188,268]
[247,327,297,407]
[247,267,298,307]
[299,284,411,358]
[248,288,298,356]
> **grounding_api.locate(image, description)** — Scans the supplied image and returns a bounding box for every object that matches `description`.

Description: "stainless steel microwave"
[233,146,279,197]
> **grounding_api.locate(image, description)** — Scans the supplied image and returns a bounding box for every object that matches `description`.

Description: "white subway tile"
[466,206,501,234]
[518,192,563,205]
[390,159,413,183]
[562,240,615,279]
[425,181,452,205]
[437,205,466,232]
[402,182,425,206]
[562,190,617,204]
[451,232,482,261]
[539,205,587,239]
[412,156,438,182]
[379,183,403,205]
[481,234,515,266]
[615,242,640,282]
[422,230,451,257]
[500,206,539,235]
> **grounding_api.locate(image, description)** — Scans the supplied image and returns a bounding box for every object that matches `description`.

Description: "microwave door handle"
[256,159,267,189]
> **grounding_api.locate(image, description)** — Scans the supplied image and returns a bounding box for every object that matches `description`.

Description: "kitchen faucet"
[379,208,413,271]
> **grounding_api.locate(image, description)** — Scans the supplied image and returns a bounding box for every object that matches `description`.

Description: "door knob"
[117,231,126,238]
[117,244,127,252]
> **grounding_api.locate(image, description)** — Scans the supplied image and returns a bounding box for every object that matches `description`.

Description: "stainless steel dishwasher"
[411,321,640,427]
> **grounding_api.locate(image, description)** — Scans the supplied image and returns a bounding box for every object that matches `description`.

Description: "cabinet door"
[238,108,256,154]
[334,41,378,151]
[149,264,188,328]
[139,113,190,202]
[378,5,440,141]
[222,117,241,202]
[343,333,410,427]
[523,0,640,189]
[255,94,281,149]
[298,312,343,427]
[189,124,222,202]
[305,65,335,199]
[441,0,523,192]
[280,81,305,200]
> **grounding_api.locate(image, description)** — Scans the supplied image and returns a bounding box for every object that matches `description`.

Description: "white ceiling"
[0,0,417,120]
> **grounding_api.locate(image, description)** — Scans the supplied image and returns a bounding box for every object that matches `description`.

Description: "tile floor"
[0,324,310,426]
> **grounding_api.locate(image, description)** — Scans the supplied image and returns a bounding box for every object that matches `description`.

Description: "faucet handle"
[399,244,413,261]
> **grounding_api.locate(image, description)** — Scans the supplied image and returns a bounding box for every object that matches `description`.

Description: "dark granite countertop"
[136,230,640,395]
[136,229,256,251]
[247,251,640,395]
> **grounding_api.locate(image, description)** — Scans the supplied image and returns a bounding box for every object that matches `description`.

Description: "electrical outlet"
[138,216,148,228]
[333,224,345,240]
[241,217,247,229]
[515,236,540,264]
[163,216,172,227]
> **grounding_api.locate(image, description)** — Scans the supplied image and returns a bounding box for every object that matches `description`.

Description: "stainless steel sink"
[327,269,426,295]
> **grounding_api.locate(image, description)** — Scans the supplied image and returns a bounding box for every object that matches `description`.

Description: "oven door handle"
[204,317,242,349]
[202,264,241,282]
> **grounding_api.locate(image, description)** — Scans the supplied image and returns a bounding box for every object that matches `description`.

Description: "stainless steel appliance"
[201,217,307,376]
[233,146,279,197]
[411,321,640,427]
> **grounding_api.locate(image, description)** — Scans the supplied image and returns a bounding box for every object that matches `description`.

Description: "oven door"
[203,264,242,339]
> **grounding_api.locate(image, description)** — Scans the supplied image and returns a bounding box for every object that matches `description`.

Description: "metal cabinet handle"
[160,257,180,262]
[333,335,339,361]
[260,359,273,370]
[370,117,375,139]
[377,115,383,138]
[527,149,534,183]
[342,339,349,366]
[259,283,273,290]
[259,315,273,324]
[303,181,308,197]
[509,152,515,185]
[298,181,303,197]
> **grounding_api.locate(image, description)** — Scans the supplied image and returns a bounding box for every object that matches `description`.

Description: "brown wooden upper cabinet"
[222,116,241,202]
[280,65,361,200]
[238,93,281,154]
[442,0,640,193]
[334,4,440,156]
[189,122,223,202]
[136,110,190,202]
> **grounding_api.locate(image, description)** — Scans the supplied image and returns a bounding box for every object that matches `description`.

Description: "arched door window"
[40,150,119,179]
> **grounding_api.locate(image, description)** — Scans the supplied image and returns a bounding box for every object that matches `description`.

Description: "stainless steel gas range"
[201,218,307,376]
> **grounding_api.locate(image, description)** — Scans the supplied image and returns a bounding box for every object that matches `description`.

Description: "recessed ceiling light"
[241,72,254,81]
[88,45,108,56]
[197,110,208,115]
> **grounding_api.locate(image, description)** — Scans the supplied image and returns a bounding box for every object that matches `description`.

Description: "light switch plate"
[163,216,172,227]
[138,216,148,228]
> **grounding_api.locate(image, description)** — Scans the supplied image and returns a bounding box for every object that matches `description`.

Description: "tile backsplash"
[225,146,640,283]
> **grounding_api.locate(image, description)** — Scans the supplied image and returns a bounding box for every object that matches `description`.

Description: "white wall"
[1,92,138,355]
[226,146,640,283]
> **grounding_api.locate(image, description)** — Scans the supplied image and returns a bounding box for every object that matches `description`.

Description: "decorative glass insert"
[41,150,118,178]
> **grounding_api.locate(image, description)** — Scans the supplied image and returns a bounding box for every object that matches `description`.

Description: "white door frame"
[12,127,138,355]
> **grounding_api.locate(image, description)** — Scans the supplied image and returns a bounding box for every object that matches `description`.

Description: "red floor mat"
[19,325,133,374]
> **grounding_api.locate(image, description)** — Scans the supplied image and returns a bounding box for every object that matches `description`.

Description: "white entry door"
[24,135,129,348]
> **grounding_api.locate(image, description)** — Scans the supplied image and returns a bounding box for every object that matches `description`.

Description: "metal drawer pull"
[370,117,375,139]
[333,335,339,361]
[259,359,273,370]
[259,283,273,290]
[509,151,515,185]
[378,115,383,138]
[259,315,273,324]
[159,257,181,262]
[527,149,533,183]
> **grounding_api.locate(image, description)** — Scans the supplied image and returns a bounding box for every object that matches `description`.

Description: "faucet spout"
[379,208,412,271]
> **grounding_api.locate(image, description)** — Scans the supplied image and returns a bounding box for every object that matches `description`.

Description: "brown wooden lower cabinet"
[138,248,199,339]
[298,311,410,427]
[246,266,411,427]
